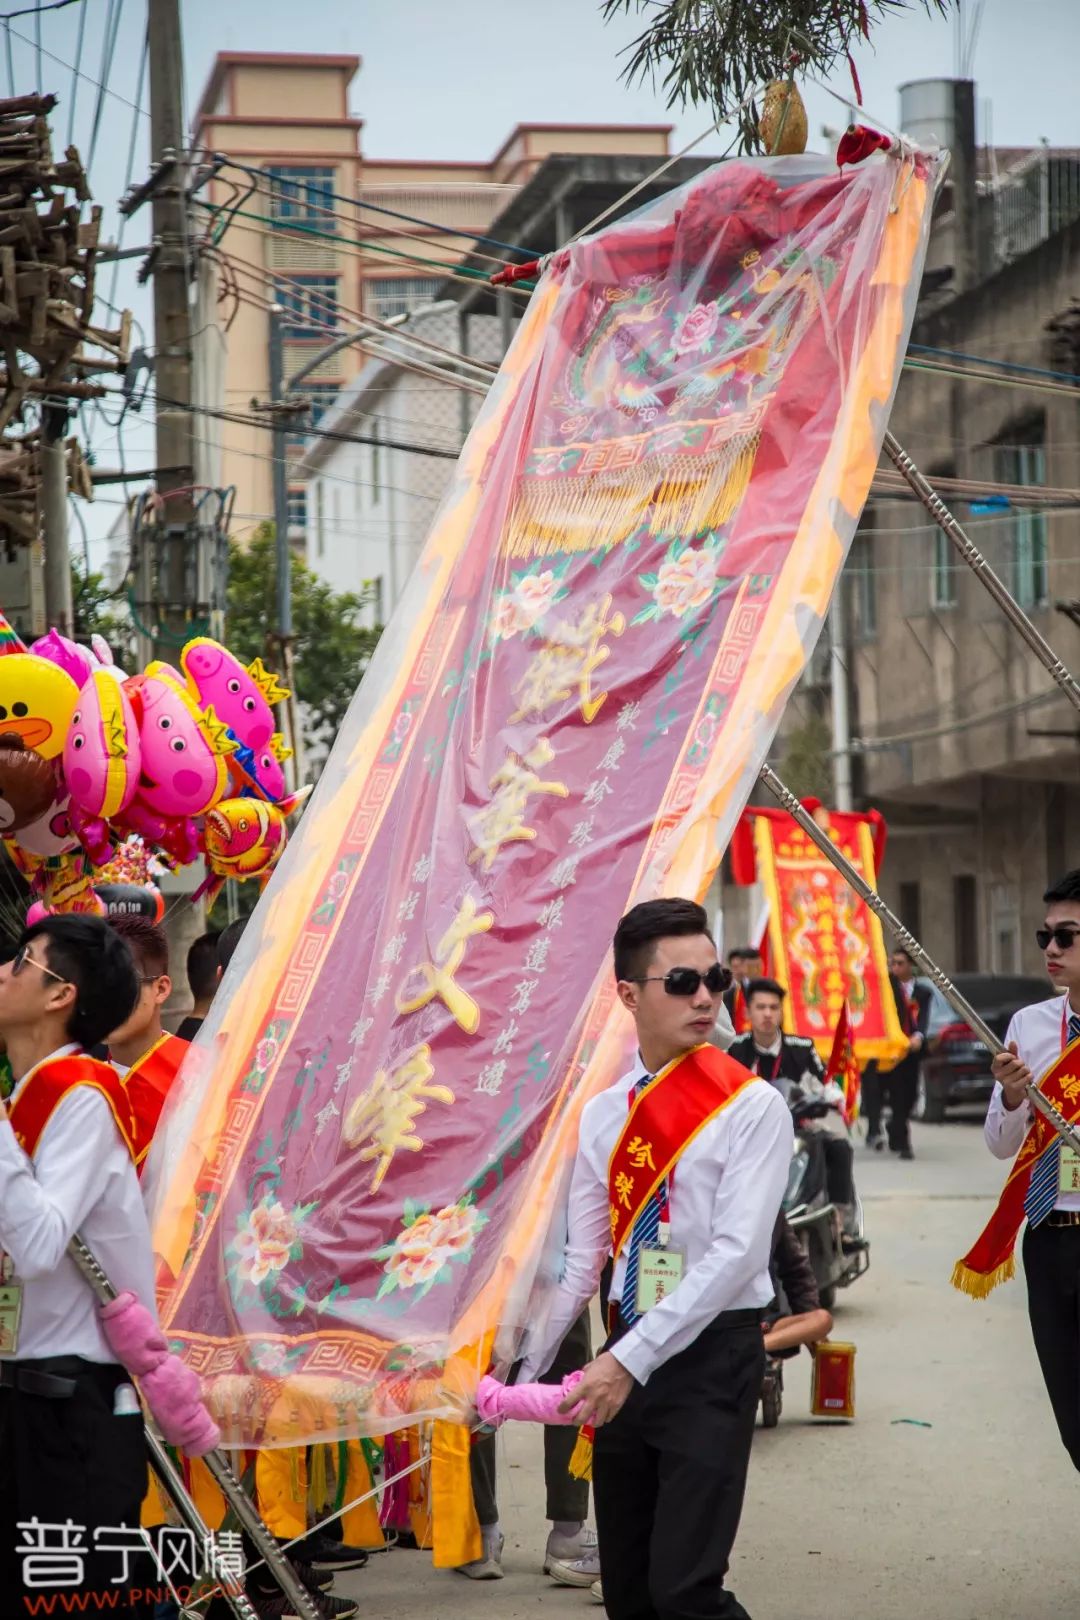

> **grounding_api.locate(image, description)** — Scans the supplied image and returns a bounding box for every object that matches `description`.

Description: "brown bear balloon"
[0,733,59,834]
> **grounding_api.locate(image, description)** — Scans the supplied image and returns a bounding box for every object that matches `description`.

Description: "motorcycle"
[782,1093,869,1310]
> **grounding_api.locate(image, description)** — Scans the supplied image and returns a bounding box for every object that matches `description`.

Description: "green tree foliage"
[225,525,383,764]
[602,0,952,151]
[71,561,136,666]
[778,708,834,802]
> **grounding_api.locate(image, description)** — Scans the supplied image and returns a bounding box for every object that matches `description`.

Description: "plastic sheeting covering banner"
[145,148,939,1446]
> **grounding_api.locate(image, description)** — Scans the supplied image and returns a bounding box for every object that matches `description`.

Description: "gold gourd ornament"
[759,79,809,156]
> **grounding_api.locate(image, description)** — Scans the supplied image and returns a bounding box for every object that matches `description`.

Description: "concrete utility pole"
[40,402,72,634]
[147,0,195,662]
[146,0,204,973]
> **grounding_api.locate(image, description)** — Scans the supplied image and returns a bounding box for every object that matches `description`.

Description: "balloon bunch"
[0,611,307,915]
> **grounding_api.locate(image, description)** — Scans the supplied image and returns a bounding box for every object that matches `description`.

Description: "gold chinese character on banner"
[627,1135,656,1171]
[511,595,625,725]
[468,739,569,872]
[343,1044,454,1191]
[396,894,494,1034]
[614,1171,635,1209]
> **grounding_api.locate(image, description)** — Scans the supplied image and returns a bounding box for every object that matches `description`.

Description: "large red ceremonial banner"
[754,809,907,1064]
[146,150,937,1445]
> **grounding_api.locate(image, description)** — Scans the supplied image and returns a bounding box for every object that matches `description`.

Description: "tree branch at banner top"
[225,525,383,770]
[601,0,955,152]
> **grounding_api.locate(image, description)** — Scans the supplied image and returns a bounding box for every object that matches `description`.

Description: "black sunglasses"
[1036,927,1080,951]
[635,964,732,997]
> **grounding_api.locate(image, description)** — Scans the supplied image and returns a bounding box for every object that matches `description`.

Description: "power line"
[0,0,82,20]
[217,155,540,264]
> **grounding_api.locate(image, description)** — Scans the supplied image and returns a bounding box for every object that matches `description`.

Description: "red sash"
[608,1043,761,1258]
[9,1053,138,1162]
[952,1032,1080,1297]
[120,1033,188,1170]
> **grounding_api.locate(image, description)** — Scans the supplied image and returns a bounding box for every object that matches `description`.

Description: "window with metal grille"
[928,462,957,609]
[993,421,1048,610]
[847,531,877,642]
[367,276,440,319]
[266,166,336,230]
[287,487,307,533]
[273,276,339,338]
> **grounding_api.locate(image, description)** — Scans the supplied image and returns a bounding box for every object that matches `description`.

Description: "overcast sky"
[5,0,1075,553]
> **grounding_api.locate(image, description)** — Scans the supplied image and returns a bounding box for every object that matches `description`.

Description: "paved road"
[338,1118,1073,1619]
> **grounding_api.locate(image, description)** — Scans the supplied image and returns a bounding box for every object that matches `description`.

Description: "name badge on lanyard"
[635,1220,687,1315]
[0,1252,22,1354]
[1059,1003,1080,1194]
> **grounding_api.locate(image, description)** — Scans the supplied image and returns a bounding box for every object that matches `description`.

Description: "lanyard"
[754,1048,781,1082]
[1063,1001,1076,1053]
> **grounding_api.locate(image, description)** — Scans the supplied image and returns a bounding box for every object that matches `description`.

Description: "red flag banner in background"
[754,809,907,1066]
[826,999,862,1124]
[145,150,936,1449]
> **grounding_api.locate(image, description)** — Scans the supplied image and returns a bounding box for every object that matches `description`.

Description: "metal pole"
[268,305,291,644]
[65,1233,322,1620]
[828,598,853,812]
[757,762,1080,1154]
[882,431,1080,714]
[143,1431,260,1620]
[40,402,73,634]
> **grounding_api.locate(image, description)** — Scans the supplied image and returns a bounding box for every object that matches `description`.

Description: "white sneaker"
[544,1523,598,1569]
[590,1578,604,1603]
[455,1529,505,1580]
[547,1548,601,1587]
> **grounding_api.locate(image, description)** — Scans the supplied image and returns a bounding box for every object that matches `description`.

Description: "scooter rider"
[728,979,859,1241]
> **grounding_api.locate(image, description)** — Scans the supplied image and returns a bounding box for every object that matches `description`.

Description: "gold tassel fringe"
[503,437,760,560]
[950,1254,1015,1299]
[308,1442,331,1511]
[568,1428,593,1482]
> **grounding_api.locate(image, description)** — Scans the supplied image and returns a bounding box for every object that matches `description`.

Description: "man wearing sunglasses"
[984,869,1080,1479]
[518,898,792,1620]
[0,915,158,1612]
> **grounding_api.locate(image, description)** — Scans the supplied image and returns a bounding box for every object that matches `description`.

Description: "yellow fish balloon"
[195,789,309,907]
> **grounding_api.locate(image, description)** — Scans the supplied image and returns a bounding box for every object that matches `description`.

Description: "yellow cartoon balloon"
[0,654,80,759]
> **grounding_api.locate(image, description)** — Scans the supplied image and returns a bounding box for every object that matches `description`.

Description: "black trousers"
[862,1060,918,1150]
[593,1312,763,1620]
[0,1356,151,1615]
[540,1307,592,1522]
[1023,1221,1080,1471]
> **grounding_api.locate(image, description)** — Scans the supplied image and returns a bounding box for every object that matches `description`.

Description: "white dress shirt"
[984,993,1080,1212]
[521,1058,793,1385]
[0,1046,158,1360]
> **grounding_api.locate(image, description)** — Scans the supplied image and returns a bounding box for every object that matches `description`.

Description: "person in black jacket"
[728,978,857,1230]
[765,1213,833,1355]
[864,949,931,1160]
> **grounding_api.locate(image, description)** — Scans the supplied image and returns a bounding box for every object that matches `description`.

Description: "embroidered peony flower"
[326,869,349,903]
[233,1199,298,1287]
[559,413,590,439]
[672,301,720,356]
[255,1035,280,1073]
[741,249,761,269]
[377,1201,487,1298]
[491,570,561,640]
[754,268,782,295]
[654,547,720,618]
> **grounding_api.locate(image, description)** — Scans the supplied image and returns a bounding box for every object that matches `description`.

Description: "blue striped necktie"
[620,1074,666,1328]
[1024,1011,1080,1227]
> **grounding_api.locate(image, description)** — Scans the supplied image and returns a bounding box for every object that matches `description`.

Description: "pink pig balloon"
[180,639,285,752]
[64,669,142,819]
[131,666,234,819]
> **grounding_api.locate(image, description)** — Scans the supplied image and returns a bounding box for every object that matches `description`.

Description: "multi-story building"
[191,51,673,543]
[741,80,1080,977]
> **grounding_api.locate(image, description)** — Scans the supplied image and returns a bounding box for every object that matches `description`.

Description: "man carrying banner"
[0,916,155,1611]
[969,869,1080,1473]
[520,898,792,1620]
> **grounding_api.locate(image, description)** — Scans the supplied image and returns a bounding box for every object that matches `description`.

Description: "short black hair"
[217,917,248,974]
[187,930,221,999]
[890,945,915,964]
[108,914,169,979]
[1045,871,1080,905]
[22,915,139,1050]
[613,898,711,984]
[728,946,749,963]
[746,976,786,1004]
